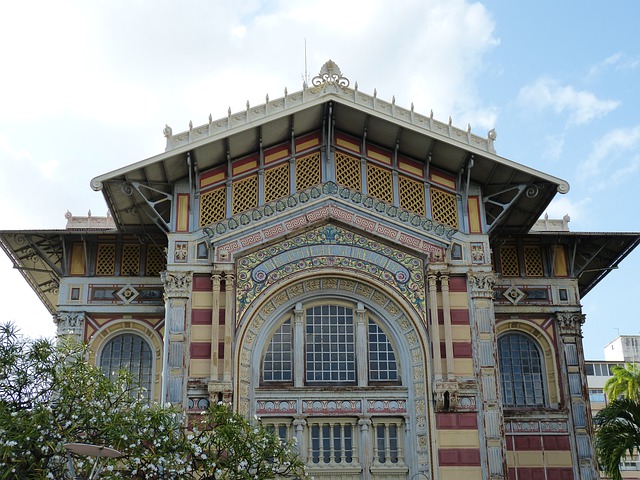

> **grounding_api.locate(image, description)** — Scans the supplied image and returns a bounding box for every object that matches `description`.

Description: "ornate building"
[1,61,638,479]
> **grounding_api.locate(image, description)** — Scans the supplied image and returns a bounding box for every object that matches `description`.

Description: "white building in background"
[604,336,640,363]
[586,335,640,478]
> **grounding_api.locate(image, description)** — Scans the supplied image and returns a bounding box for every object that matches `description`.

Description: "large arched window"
[99,333,153,400]
[261,303,399,386]
[498,332,546,407]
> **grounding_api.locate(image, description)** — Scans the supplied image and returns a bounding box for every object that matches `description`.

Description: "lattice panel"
[265,163,290,203]
[500,246,520,277]
[524,246,544,277]
[146,245,166,277]
[399,175,426,215]
[367,164,393,204]
[335,151,361,191]
[199,186,226,227]
[121,244,141,276]
[232,175,258,215]
[96,244,116,276]
[295,152,321,191]
[430,188,459,229]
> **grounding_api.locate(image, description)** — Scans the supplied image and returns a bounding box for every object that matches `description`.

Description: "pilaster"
[467,270,507,480]
[162,271,192,407]
[555,312,598,480]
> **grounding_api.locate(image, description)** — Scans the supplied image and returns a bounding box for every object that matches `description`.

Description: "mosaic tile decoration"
[236,224,425,318]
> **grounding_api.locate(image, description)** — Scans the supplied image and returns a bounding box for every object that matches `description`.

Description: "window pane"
[305,306,355,383]
[498,333,545,407]
[368,320,398,382]
[262,320,292,382]
[100,333,152,400]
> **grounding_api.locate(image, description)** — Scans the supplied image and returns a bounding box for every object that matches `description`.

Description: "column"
[162,271,192,408]
[356,302,368,387]
[210,274,221,382]
[223,273,234,385]
[556,312,598,480]
[428,272,442,379]
[294,303,305,387]
[293,417,307,461]
[440,273,455,379]
[359,417,371,480]
[467,270,507,480]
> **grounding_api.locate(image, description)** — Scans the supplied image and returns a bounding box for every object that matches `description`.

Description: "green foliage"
[0,323,305,479]
[594,398,640,480]
[604,363,640,402]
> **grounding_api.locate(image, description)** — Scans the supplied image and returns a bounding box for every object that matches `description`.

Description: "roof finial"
[312,59,350,88]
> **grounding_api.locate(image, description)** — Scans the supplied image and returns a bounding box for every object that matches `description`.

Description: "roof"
[91,61,569,237]
[526,231,640,296]
[0,229,164,315]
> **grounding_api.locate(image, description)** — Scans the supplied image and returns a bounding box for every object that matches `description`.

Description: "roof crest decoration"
[162,60,497,155]
[311,59,350,88]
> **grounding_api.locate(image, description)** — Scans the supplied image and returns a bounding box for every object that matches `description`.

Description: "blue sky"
[0,1,638,359]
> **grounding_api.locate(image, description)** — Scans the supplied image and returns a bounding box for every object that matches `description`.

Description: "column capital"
[54,311,85,339]
[467,270,496,298]
[556,311,585,336]
[162,271,192,299]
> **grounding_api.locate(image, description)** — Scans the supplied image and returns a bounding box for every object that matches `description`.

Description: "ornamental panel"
[367,164,393,204]
[296,152,321,191]
[200,186,226,227]
[499,246,520,277]
[335,152,361,191]
[430,188,459,229]
[523,246,544,277]
[232,174,258,215]
[399,175,425,215]
[146,244,166,277]
[96,244,116,276]
[265,163,290,203]
[121,244,141,276]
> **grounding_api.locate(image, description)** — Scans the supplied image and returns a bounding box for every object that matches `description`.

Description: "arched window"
[498,332,545,407]
[261,303,399,386]
[99,333,153,400]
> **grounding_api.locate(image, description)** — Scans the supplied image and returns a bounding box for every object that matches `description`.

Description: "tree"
[604,363,640,402]
[594,398,640,480]
[595,363,640,480]
[0,323,305,479]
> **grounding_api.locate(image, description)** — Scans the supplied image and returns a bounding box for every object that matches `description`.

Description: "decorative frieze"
[235,225,425,319]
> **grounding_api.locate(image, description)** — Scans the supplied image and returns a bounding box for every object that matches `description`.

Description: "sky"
[0,0,638,359]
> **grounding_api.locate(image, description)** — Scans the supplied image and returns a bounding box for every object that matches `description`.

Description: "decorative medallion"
[117,284,140,304]
[174,241,189,263]
[503,285,525,305]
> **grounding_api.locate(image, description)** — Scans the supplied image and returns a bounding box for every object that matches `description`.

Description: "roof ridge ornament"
[312,59,350,88]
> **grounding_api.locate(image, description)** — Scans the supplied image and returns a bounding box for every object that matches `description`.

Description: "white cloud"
[588,52,640,79]
[518,77,619,125]
[543,134,565,162]
[579,125,640,181]
[542,196,591,225]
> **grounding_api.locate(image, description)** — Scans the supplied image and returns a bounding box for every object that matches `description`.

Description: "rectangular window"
[589,389,605,403]
[309,419,356,465]
[305,306,355,383]
[372,419,405,467]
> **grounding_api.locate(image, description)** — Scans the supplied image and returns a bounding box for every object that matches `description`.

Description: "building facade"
[586,336,640,478]
[2,61,639,480]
